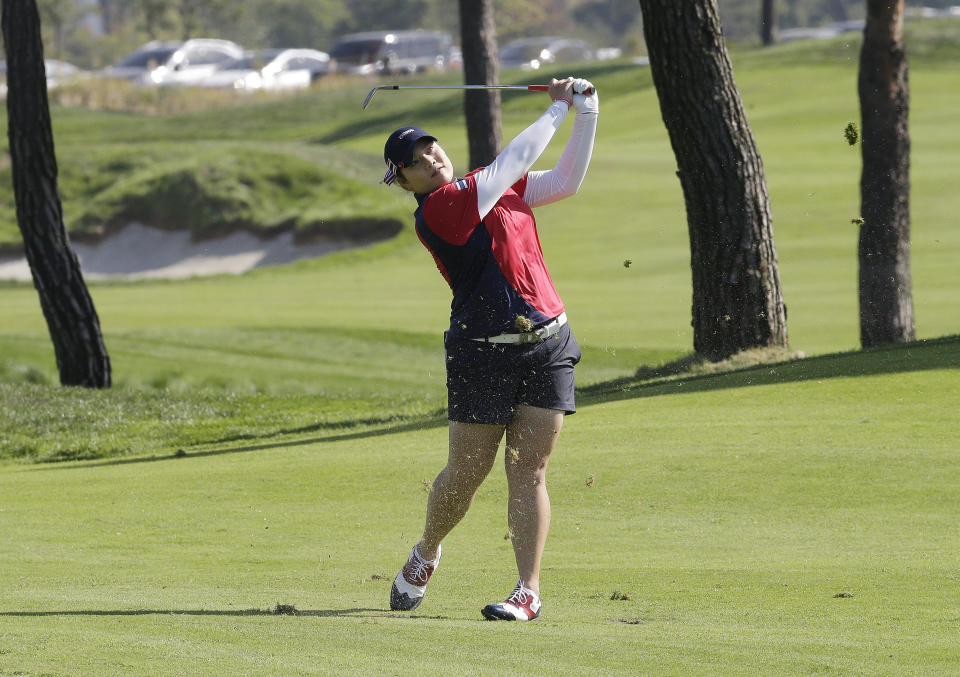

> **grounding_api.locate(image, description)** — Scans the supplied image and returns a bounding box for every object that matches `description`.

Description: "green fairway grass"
[1,340,958,674]
[1,25,960,674]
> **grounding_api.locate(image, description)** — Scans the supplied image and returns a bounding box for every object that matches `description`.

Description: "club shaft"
[379,85,547,91]
[362,82,594,109]
[362,84,551,109]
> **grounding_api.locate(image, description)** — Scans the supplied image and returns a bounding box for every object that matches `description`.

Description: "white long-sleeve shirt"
[474,99,598,219]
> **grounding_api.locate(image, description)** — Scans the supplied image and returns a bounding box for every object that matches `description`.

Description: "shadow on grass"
[578,334,960,407]
[43,414,449,470]
[0,608,442,619]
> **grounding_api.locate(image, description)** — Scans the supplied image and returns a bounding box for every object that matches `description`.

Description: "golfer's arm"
[474,101,569,220]
[522,108,597,208]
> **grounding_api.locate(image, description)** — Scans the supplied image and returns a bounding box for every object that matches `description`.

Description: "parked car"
[104,39,244,86]
[498,37,596,71]
[103,41,182,80]
[778,19,867,43]
[328,30,453,75]
[198,49,330,91]
[44,60,84,89]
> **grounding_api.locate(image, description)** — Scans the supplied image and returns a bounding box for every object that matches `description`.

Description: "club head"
[361,87,380,110]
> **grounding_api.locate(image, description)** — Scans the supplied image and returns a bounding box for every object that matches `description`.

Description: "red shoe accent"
[401,545,437,586]
[481,580,542,621]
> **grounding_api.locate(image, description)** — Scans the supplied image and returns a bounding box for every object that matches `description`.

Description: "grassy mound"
[0,145,403,254]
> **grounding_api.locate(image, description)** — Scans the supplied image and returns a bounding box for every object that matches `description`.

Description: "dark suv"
[329,31,453,76]
[499,37,596,71]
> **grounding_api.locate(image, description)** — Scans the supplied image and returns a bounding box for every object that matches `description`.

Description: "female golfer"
[385,77,597,621]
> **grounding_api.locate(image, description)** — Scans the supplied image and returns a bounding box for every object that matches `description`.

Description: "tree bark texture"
[857,0,914,346]
[3,0,112,388]
[638,0,788,361]
[458,0,502,169]
[761,0,778,45]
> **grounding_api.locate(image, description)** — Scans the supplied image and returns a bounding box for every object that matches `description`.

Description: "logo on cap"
[382,126,435,185]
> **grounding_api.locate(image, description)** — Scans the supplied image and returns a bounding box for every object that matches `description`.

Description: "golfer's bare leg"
[504,404,564,596]
[417,421,505,560]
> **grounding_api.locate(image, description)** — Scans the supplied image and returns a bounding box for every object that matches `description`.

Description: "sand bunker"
[0,222,367,281]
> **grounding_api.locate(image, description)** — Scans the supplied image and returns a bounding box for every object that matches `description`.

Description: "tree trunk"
[857,0,914,347]
[3,0,112,388]
[638,0,788,361]
[180,0,197,40]
[761,0,777,46]
[458,0,502,169]
[98,0,114,34]
[827,0,850,21]
[139,0,168,40]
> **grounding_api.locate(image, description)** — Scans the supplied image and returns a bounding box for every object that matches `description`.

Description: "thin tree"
[857,0,914,346]
[98,0,115,33]
[761,0,777,45]
[134,0,170,40]
[458,0,502,169]
[638,0,788,361]
[827,0,851,21]
[2,0,111,388]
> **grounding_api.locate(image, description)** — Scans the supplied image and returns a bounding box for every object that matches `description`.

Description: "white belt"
[471,312,567,344]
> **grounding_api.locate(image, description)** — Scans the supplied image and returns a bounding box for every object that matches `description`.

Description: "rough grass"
[0,324,451,462]
[2,333,956,463]
[0,323,673,462]
[0,381,442,463]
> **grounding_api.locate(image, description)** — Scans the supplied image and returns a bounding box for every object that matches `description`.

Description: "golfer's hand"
[572,78,598,116]
[547,77,575,109]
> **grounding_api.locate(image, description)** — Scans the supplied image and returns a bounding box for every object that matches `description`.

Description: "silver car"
[105,39,244,87]
[198,49,330,91]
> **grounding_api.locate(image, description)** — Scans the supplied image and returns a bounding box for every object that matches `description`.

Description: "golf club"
[361,83,594,110]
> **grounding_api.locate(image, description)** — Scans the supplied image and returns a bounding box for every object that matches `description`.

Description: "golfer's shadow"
[0,608,444,619]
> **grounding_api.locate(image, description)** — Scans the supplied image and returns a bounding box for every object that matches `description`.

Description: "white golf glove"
[571,78,598,116]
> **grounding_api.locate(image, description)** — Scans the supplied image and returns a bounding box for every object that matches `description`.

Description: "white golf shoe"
[481,579,541,621]
[389,544,441,611]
